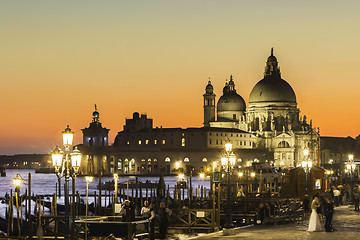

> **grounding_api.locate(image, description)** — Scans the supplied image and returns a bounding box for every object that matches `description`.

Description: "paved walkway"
[185,206,360,240]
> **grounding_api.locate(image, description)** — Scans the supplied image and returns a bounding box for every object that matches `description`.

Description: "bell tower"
[203,79,216,126]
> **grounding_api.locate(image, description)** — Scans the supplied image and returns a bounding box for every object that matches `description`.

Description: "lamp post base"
[223,228,236,235]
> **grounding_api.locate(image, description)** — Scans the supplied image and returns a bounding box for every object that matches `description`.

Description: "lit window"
[165,157,171,162]
[182,138,185,147]
[154,158,158,162]
[154,140,157,144]
[146,140,149,144]
[141,159,146,162]
[202,158,207,162]
[138,140,142,145]
[148,158,151,162]
[162,139,166,144]
[184,157,189,162]
[127,141,130,145]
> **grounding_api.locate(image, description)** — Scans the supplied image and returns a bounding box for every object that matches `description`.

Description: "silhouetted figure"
[120,200,135,222]
[302,195,310,213]
[354,189,360,211]
[258,203,270,224]
[158,202,172,239]
[323,197,334,232]
[148,204,155,240]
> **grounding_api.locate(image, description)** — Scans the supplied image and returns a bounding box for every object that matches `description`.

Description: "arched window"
[202,158,208,162]
[165,157,171,162]
[184,157,190,162]
[278,141,290,148]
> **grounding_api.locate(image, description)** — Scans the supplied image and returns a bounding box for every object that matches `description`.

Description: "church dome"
[217,93,246,111]
[217,75,246,111]
[249,49,296,104]
[249,76,296,103]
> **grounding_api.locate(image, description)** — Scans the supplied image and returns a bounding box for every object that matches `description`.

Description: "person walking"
[354,188,360,211]
[307,197,322,232]
[145,203,155,240]
[333,188,340,207]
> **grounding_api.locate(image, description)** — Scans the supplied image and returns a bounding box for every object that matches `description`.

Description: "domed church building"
[204,49,320,168]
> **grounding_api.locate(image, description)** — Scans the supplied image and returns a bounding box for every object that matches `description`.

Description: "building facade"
[78,49,321,175]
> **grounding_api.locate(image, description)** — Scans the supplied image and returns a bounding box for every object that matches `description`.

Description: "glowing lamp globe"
[52,146,63,170]
[221,157,228,166]
[229,155,236,166]
[70,147,82,173]
[225,143,232,152]
[13,174,23,187]
[62,125,74,147]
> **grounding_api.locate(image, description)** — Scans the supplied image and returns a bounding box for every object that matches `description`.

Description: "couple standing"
[307,196,334,232]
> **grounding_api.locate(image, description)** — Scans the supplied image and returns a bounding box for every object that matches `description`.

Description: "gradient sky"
[1,1,360,155]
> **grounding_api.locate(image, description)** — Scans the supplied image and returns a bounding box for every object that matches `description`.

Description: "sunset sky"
[1,1,360,155]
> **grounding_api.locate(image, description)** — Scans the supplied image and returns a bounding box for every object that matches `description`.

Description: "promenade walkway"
[186,206,360,240]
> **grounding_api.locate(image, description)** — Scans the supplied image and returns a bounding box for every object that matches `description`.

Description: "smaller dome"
[217,93,246,111]
[133,112,140,119]
[205,80,213,94]
[217,76,246,112]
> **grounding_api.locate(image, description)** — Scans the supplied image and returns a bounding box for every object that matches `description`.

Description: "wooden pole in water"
[94,191,97,215]
[10,190,14,235]
[20,195,23,226]
[25,188,28,220]
[127,179,129,201]
[135,177,138,209]
[7,193,10,236]
[28,173,33,238]
[167,185,170,206]
[98,173,102,215]
[139,182,143,206]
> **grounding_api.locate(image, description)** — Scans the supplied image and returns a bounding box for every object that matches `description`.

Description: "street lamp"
[221,142,236,230]
[85,176,93,240]
[13,174,24,238]
[52,125,82,240]
[346,154,356,204]
[301,149,312,195]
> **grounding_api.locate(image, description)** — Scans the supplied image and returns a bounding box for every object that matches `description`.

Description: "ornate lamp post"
[301,149,312,195]
[346,154,356,204]
[85,176,93,240]
[221,142,236,230]
[52,125,82,240]
[13,174,24,237]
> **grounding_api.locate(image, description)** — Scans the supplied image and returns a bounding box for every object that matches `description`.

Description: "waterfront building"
[78,50,324,175]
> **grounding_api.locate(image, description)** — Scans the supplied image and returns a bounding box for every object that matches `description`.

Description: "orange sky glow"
[1,1,360,154]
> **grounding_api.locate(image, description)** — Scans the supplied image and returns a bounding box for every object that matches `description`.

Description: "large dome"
[217,93,246,111]
[249,49,296,104]
[249,75,296,103]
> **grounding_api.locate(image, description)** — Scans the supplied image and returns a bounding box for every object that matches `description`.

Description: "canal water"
[0,169,210,198]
